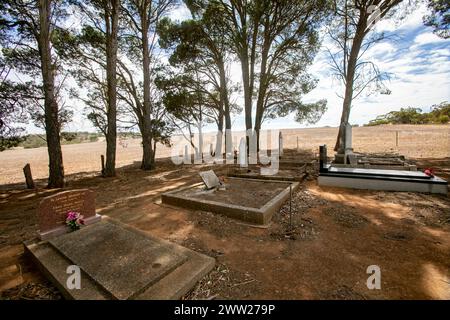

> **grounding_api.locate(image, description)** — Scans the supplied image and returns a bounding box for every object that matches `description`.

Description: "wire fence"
[281,125,450,159]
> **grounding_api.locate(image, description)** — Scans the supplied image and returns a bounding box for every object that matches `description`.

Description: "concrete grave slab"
[161,177,299,225]
[24,218,215,300]
[49,221,187,300]
[199,170,220,189]
[318,144,448,194]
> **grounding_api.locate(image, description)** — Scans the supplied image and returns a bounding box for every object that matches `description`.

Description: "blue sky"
[58,3,450,134]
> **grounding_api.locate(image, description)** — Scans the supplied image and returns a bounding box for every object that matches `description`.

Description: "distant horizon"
[21,122,450,137]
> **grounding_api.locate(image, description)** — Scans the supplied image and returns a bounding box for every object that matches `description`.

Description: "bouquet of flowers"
[66,211,85,232]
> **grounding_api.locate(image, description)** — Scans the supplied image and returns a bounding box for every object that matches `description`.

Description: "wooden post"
[101,155,105,176]
[23,163,35,189]
[395,131,399,147]
[319,145,327,172]
[296,136,299,152]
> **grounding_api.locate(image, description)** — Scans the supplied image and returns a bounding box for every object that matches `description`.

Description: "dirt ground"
[0,151,449,300]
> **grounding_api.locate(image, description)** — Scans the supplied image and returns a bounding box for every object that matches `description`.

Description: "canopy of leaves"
[0,0,73,150]
[423,0,450,39]
[366,101,450,125]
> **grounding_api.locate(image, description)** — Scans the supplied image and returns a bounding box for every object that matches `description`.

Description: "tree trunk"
[104,0,120,177]
[215,108,224,158]
[152,139,157,165]
[218,59,231,157]
[254,17,271,153]
[140,4,154,170]
[254,41,270,152]
[334,15,366,154]
[38,0,64,188]
[240,52,253,132]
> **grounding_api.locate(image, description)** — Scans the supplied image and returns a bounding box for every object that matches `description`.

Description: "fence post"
[101,155,105,176]
[23,163,35,189]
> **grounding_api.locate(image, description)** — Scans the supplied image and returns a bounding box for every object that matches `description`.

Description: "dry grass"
[0,124,448,186]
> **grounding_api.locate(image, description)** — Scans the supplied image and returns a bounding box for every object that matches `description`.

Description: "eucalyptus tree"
[0,59,37,150]
[115,61,174,166]
[327,0,407,159]
[0,0,72,187]
[251,0,330,148]
[71,0,120,176]
[119,0,178,169]
[158,5,239,155]
[156,68,218,157]
[212,0,331,149]
[68,24,123,140]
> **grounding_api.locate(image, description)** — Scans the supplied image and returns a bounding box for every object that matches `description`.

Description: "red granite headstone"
[37,189,96,233]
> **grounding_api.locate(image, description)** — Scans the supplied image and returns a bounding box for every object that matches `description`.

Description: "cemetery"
[162,175,299,225]
[1,127,448,300]
[0,0,449,304]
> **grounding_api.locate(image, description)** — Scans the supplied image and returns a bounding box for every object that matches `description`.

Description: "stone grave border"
[161,177,300,225]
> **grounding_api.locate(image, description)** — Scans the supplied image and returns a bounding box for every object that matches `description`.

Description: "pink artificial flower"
[66,211,80,222]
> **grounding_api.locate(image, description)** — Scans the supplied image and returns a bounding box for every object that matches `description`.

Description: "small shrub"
[21,135,47,149]
[89,135,98,142]
[439,115,449,124]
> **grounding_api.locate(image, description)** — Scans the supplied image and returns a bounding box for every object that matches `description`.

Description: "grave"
[25,191,215,300]
[239,137,247,167]
[279,132,284,157]
[162,177,299,225]
[229,166,307,182]
[37,189,102,240]
[318,145,448,194]
[199,170,221,189]
[333,124,417,170]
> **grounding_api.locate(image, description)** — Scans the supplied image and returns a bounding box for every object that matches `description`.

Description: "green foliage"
[438,115,449,123]
[19,132,101,149]
[89,135,99,142]
[0,136,24,151]
[423,0,450,39]
[294,100,328,124]
[20,135,47,149]
[366,102,450,126]
[0,0,74,152]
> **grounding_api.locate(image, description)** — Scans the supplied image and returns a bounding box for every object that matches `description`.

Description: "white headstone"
[279,132,284,156]
[344,123,353,165]
[184,145,190,164]
[239,137,247,167]
[199,170,220,189]
[345,123,353,152]
[225,129,233,163]
[248,130,257,164]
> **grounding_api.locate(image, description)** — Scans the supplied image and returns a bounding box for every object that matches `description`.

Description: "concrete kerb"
[161,177,300,225]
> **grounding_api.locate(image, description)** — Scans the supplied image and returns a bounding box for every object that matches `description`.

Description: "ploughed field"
[0,124,449,187]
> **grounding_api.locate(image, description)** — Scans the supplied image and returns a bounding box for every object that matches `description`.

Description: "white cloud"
[413,32,448,46]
